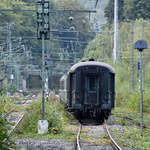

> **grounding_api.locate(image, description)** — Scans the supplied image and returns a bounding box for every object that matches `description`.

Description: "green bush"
[0,104,15,150]
[16,97,64,134]
[0,96,16,113]
[116,90,150,113]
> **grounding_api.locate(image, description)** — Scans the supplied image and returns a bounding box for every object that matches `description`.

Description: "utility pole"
[141,22,145,89]
[119,31,122,64]
[114,0,118,63]
[7,23,14,94]
[101,39,105,62]
[37,0,49,134]
[134,40,148,136]
[42,33,45,119]
[130,22,134,91]
[15,65,20,91]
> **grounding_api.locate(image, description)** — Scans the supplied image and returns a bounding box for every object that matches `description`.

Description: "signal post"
[134,40,148,136]
[37,0,50,134]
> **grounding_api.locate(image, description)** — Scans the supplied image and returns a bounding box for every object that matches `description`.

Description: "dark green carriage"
[65,61,115,125]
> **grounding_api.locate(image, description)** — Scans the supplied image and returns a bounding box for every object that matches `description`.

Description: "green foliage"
[53,0,93,51]
[0,0,93,90]
[84,26,113,62]
[124,0,150,21]
[112,107,150,149]
[0,103,15,150]
[104,0,124,24]
[0,95,20,113]
[15,96,72,135]
[112,125,150,149]
[105,0,150,24]
[125,91,150,113]
[83,19,150,115]
[0,89,4,96]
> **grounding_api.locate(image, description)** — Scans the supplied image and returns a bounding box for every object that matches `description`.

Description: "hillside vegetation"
[84,19,150,109]
[1,0,150,149]
[83,17,150,149]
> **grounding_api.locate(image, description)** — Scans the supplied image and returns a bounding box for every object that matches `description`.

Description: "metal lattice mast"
[7,23,13,86]
[37,0,50,121]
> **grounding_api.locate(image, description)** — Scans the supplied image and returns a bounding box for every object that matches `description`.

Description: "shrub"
[16,97,64,134]
[0,104,15,150]
[117,90,150,113]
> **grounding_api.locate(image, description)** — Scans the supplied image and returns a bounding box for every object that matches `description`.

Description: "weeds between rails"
[75,123,122,150]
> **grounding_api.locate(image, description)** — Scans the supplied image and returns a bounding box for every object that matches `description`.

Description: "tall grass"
[0,103,15,150]
[15,95,73,135]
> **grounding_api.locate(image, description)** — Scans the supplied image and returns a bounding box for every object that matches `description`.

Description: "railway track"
[7,112,25,135]
[4,95,37,135]
[75,123,122,150]
[104,123,122,150]
[75,124,82,150]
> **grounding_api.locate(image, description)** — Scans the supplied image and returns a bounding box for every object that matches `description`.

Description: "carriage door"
[85,75,98,104]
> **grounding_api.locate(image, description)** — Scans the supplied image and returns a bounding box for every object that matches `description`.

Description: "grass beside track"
[10,92,150,149]
[12,94,78,141]
[111,107,150,150]
[12,95,110,145]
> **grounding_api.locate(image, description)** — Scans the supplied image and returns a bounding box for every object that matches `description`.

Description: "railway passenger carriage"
[59,75,67,102]
[59,60,115,125]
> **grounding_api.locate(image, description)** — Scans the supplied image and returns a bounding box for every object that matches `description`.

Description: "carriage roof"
[69,61,115,74]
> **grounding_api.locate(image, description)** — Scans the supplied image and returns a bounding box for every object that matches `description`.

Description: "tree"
[124,0,150,21]
[51,0,93,55]
[104,0,125,24]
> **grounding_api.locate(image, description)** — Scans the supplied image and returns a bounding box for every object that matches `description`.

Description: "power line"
[0,9,96,13]
[95,0,99,8]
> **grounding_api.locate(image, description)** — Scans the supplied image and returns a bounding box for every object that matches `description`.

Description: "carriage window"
[89,76,96,91]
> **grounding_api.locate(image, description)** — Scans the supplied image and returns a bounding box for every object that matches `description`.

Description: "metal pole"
[139,51,143,136]
[7,23,13,94]
[141,22,145,89]
[16,66,20,91]
[42,33,45,120]
[120,31,122,64]
[114,0,118,62]
[141,22,144,40]
[131,22,134,91]
[7,24,12,83]
[118,31,122,64]
[102,46,105,62]
[102,39,105,62]
[45,69,49,100]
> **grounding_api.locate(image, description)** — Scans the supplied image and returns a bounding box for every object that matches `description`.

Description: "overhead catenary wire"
[95,0,99,8]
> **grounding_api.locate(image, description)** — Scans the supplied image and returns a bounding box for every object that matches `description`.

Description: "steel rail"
[2,96,35,144]
[3,99,27,118]
[2,112,25,146]
[104,124,122,150]
[8,113,25,136]
[2,110,26,145]
[76,124,82,150]
[3,108,16,118]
